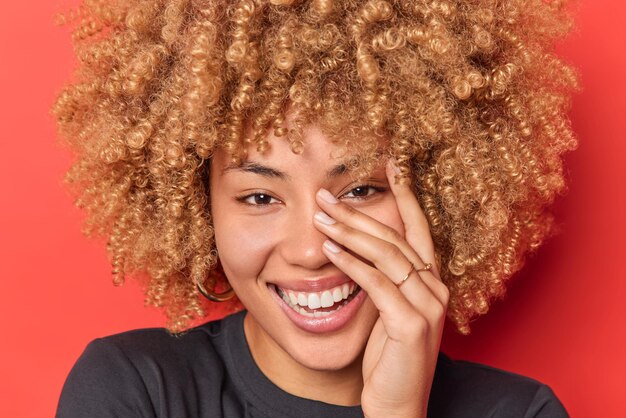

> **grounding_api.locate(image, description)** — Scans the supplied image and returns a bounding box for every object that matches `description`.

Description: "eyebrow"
[222,161,350,180]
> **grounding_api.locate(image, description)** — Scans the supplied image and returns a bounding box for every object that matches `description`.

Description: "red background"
[1,1,624,416]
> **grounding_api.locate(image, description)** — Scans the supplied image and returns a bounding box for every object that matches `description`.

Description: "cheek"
[366,199,405,237]
[212,209,278,284]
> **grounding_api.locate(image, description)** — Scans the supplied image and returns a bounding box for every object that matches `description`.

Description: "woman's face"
[210,123,405,372]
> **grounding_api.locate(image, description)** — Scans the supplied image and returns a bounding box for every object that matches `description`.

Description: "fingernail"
[317,188,338,204]
[323,240,341,254]
[314,211,336,225]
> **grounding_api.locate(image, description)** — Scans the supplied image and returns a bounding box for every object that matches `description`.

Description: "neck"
[243,312,364,406]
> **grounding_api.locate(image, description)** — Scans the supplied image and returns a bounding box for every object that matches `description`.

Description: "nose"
[278,199,331,271]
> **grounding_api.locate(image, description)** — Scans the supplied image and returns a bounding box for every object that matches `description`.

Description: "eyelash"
[235,183,387,207]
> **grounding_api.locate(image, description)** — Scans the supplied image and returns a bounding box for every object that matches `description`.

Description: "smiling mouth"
[268,282,362,318]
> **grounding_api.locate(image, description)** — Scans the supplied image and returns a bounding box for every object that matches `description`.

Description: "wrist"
[363,406,426,418]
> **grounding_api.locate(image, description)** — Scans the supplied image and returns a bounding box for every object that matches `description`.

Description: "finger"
[385,160,449,305]
[316,188,448,306]
[320,239,440,338]
[314,211,443,319]
[316,187,422,268]
[385,159,440,278]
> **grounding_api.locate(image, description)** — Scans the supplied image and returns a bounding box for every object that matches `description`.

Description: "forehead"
[213,119,389,173]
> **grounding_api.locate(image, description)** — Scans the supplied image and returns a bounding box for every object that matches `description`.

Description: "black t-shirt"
[56,310,568,417]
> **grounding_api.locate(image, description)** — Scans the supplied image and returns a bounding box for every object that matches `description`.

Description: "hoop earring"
[197,281,235,302]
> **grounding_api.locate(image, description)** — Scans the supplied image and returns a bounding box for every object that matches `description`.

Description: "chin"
[276,303,378,372]
[243,285,379,372]
[284,333,368,371]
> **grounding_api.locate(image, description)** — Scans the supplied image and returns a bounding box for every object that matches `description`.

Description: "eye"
[236,192,280,206]
[341,184,387,200]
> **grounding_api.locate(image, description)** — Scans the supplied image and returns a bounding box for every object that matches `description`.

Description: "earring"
[197,254,235,302]
[197,280,235,302]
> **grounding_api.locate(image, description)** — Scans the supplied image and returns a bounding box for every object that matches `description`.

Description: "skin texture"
[51,0,577,414]
[53,0,578,334]
[210,118,448,416]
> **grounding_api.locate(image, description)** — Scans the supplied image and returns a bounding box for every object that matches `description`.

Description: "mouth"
[269,282,362,318]
[267,280,367,333]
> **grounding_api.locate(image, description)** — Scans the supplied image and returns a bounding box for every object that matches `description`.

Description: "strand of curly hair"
[53,0,578,334]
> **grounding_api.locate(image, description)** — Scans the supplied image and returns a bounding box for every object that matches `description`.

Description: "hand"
[313,159,449,418]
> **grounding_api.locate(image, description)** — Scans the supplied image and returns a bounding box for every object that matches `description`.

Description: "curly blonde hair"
[53,0,578,334]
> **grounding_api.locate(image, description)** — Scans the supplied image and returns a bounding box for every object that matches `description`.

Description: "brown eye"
[237,193,279,206]
[252,194,273,205]
[342,184,386,200]
[349,186,371,197]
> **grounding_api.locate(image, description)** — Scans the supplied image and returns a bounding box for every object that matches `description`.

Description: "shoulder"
[74,318,227,379]
[56,317,232,418]
[84,320,222,365]
[429,353,569,418]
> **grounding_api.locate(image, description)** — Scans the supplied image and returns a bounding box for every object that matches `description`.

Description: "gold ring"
[397,264,415,287]
[415,262,433,273]
[397,262,433,288]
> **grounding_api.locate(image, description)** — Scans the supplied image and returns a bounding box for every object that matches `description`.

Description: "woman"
[54,0,577,416]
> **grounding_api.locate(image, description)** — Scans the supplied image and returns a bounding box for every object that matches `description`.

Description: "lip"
[269,275,354,292]
[268,282,367,334]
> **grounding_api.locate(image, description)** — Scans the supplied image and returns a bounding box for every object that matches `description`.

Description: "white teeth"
[307,304,341,318]
[308,293,321,309]
[297,293,307,306]
[290,286,351,308]
[320,290,334,308]
[288,292,298,305]
[275,282,360,313]
[283,297,353,318]
[332,287,343,303]
[341,284,349,299]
